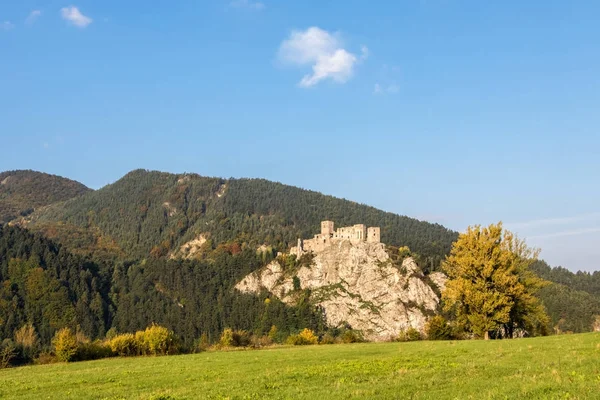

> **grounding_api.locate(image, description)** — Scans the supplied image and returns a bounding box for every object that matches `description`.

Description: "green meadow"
[1,333,599,400]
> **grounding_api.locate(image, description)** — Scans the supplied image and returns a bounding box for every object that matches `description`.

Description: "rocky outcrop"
[170,234,208,259]
[235,240,446,341]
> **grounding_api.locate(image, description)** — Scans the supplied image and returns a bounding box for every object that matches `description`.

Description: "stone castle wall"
[292,221,382,256]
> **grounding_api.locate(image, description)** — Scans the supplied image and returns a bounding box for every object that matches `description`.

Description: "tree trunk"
[484,331,490,340]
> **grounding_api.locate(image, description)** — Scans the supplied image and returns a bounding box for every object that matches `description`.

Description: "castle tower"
[367,227,381,243]
[321,221,334,237]
[355,224,367,242]
[296,238,303,257]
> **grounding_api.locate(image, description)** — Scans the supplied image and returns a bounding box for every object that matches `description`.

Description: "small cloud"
[42,142,50,149]
[507,212,600,230]
[60,6,92,28]
[387,83,399,94]
[26,10,42,25]
[373,82,399,95]
[360,45,369,61]
[527,227,600,240]
[1,21,15,31]
[230,0,265,10]
[278,27,365,88]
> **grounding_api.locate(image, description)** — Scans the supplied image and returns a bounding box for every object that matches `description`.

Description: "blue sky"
[1,0,599,271]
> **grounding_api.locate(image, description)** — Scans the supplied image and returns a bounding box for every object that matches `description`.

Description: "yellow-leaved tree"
[442,222,549,340]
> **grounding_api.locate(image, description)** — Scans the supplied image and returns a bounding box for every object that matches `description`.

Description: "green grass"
[1,333,599,399]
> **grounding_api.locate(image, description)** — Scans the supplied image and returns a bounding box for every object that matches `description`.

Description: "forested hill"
[24,169,458,265]
[0,170,91,224]
[530,260,600,333]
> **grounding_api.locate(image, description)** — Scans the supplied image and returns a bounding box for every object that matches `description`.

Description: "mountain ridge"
[16,168,458,267]
[0,169,91,224]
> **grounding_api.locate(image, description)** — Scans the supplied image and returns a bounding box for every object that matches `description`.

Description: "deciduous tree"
[442,223,549,339]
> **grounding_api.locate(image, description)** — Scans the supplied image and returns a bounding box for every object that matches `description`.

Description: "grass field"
[1,333,599,400]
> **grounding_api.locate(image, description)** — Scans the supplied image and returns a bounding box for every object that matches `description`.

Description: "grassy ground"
[1,333,599,400]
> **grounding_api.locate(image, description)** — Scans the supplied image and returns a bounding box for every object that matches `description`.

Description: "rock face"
[235,240,446,341]
[170,234,208,259]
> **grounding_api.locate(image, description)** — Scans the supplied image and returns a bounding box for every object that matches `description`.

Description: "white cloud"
[1,21,15,31]
[527,227,600,240]
[387,83,399,93]
[506,212,600,230]
[26,10,42,25]
[278,27,366,88]
[360,45,369,61]
[373,82,399,95]
[230,0,265,10]
[61,6,92,28]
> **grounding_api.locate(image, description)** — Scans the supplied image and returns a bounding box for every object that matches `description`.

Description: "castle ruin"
[292,221,381,256]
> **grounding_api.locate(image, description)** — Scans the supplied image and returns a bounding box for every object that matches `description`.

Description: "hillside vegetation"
[25,169,457,266]
[532,260,600,333]
[1,333,598,399]
[0,170,90,224]
[1,169,599,363]
[0,225,325,352]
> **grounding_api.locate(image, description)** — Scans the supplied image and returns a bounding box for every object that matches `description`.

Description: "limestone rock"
[235,240,446,341]
[170,234,208,259]
[429,272,448,292]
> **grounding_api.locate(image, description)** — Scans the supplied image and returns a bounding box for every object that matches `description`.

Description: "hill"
[0,225,326,349]
[2,169,598,345]
[0,170,91,224]
[1,333,598,399]
[24,169,458,265]
[532,260,600,333]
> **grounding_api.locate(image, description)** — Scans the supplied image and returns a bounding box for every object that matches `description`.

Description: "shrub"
[267,325,278,341]
[398,246,412,259]
[298,328,318,344]
[0,340,17,369]
[35,352,57,365]
[52,327,78,362]
[14,323,39,349]
[105,327,118,340]
[231,330,252,347]
[195,333,210,352]
[293,276,301,291]
[267,325,286,344]
[398,327,422,342]
[287,328,318,345]
[135,330,147,354]
[75,327,90,344]
[425,316,453,340]
[251,335,272,348]
[14,323,40,363]
[341,330,365,344]
[219,328,252,348]
[109,333,138,356]
[139,324,177,356]
[219,328,234,347]
[319,333,336,345]
[75,341,112,361]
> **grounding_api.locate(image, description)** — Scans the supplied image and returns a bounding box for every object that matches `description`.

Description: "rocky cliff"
[235,240,447,341]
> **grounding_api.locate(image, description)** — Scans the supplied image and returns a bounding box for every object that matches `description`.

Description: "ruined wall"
[333,224,366,244]
[321,220,334,236]
[367,227,381,243]
[292,221,382,256]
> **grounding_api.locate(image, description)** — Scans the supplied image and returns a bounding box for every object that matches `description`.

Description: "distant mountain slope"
[531,260,600,332]
[26,169,458,264]
[0,170,91,224]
